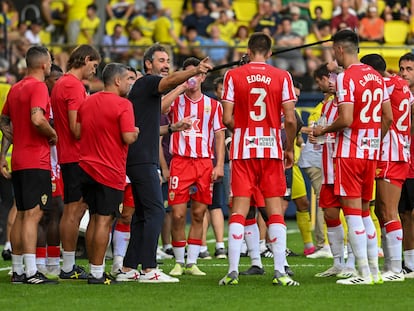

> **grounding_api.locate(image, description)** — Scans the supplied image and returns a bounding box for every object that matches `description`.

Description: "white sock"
[62,251,76,273]
[381,226,390,271]
[346,214,370,277]
[112,230,130,257]
[186,243,201,266]
[200,245,208,253]
[327,223,345,268]
[228,222,244,273]
[172,241,186,265]
[47,256,60,267]
[362,214,379,276]
[216,242,225,249]
[403,249,414,270]
[24,254,37,278]
[345,241,355,269]
[268,223,287,273]
[36,257,46,266]
[244,222,262,268]
[384,221,403,273]
[12,254,24,275]
[113,255,124,268]
[90,264,104,279]
[4,241,11,251]
[259,239,267,253]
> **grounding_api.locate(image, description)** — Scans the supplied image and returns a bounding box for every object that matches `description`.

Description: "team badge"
[169,191,175,201]
[376,168,382,177]
[41,194,48,205]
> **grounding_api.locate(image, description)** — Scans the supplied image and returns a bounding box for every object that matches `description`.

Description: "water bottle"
[316,114,327,145]
[187,77,197,88]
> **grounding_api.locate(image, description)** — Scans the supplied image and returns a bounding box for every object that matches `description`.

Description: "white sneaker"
[111,263,123,277]
[37,265,49,276]
[306,246,333,259]
[115,269,140,282]
[315,266,343,277]
[157,247,174,260]
[140,269,179,283]
[336,275,374,285]
[337,267,358,279]
[382,270,405,282]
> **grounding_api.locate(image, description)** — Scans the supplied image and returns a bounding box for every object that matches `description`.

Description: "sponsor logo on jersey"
[361,137,380,150]
[245,136,275,148]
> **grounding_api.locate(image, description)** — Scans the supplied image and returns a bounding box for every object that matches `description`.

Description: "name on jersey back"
[246,74,272,85]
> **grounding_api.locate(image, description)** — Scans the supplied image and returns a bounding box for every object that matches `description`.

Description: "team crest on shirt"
[245,136,275,148]
[119,203,123,213]
[376,168,382,177]
[41,194,48,205]
[361,137,380,150]
[169,191,175,201]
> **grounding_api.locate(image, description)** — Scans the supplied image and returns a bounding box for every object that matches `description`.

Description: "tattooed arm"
[31,107,57,145]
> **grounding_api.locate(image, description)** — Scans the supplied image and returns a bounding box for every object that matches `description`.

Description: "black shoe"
[214,248,227,259]
[88,272,118,285]
[240,265,265,275]
[286,248,299,257]
[2,249,11,261]
[24,271,59,284]
[11,272,25,284]
[164,248,174,257]
[59,265,88,280]
[285,265,294,276]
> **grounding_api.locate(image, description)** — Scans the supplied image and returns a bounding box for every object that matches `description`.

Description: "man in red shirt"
[78,63,138,285]
[314,30,393,285]
[361,53,412,282]
[167,57,225,277]
[51,44,101,279]
[0,46,58,284]
[220,32,299,286]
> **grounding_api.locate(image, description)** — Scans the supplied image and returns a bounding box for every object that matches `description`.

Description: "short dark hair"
[143,43,168,72]
[399,53,414,66]
[182,57,200,70]
[51,63,63,73]
[87,3,97,11]
[26,46,49,69]
[248,32,272,56]
[293,79,303,90]
[102,63,128,86]
[314,63,330,79]
[213,76,223,90]
[332,29,359,46]
[360,54,386,73]
[67,45,101,70]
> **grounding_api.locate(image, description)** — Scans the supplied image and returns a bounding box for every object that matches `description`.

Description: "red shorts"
[168,156,213,205]
[52,174,64,198]
[320,184,341,208]
[123,183,135,207]
[231,158,286,198]
[376,161,409,188]
[251,186,265,207]
[334,158,376,202]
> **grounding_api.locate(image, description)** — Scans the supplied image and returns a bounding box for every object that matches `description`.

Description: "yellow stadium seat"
[160,0,184,20]
[384,20,409,44]
[309,0,333,20]
[377,0,386,15]
[232,0,258,23]
[381,47,411,72]
[358,42,381,58]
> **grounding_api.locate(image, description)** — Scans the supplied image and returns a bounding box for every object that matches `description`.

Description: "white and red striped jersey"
[334,63,389,160]
[322,97,338,185]
[222,62,296,160]
[380,75,413,162]
[168,93,225,158]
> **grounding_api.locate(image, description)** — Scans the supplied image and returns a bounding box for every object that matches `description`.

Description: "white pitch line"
[0,267,11,272]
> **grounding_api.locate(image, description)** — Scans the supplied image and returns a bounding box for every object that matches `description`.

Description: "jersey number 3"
[250,88,267,122]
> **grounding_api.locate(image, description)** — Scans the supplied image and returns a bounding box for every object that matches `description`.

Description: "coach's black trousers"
[124,163,165,270]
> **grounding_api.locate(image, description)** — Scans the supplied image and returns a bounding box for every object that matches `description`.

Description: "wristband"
[168,124,173,134]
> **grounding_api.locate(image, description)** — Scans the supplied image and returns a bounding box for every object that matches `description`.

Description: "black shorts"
[12,169,52,211]
[208,179,225,210]
[398,178,414,213]
[284,167,293,201]
[61,162,82,204]
[80,169,122,217]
